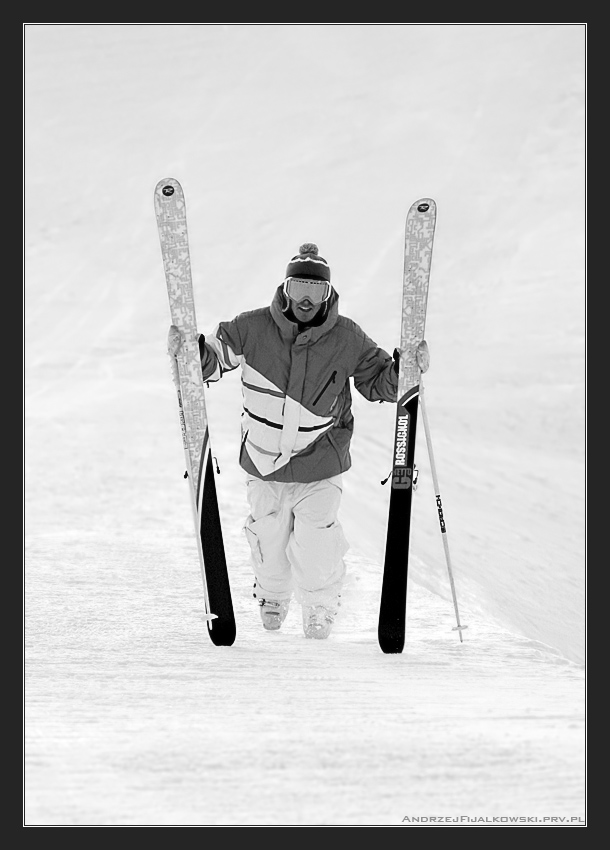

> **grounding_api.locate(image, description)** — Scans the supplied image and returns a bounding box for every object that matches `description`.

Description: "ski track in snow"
[24,25,586,826]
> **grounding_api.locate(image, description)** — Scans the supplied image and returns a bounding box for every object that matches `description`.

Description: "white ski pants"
[244,474,349,607]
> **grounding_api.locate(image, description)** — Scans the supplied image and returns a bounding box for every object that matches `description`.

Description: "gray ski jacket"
[199,286,398,483]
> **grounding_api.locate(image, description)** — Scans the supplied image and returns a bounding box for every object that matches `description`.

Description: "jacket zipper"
[312,370,337,406]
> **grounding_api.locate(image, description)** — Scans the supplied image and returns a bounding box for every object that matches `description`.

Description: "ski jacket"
[199,286,398,483]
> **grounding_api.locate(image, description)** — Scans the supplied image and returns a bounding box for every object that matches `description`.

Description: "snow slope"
[24,24,586,826]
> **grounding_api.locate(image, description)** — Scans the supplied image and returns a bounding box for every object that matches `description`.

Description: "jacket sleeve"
[352,333,398,403]
[198,317,244,382]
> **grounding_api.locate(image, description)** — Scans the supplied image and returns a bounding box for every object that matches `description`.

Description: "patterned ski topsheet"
[397,198,436,400]
[154,177,208,498]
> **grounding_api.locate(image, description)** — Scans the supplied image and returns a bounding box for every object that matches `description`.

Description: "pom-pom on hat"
[285,243,331,282]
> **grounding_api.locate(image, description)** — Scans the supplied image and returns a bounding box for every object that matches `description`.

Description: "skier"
[168,243,429,639]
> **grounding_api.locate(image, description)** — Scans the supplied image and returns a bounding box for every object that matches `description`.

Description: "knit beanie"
[285,243,331,282]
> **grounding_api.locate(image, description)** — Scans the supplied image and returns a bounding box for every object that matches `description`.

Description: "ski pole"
[418,377,467,641]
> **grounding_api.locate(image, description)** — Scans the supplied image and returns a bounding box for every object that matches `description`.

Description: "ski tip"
[411,197,436,214]
[154,177,183,198]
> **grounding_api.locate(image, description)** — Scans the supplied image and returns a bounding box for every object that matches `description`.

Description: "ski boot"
[302,604,337,640]
[258,598,290,631]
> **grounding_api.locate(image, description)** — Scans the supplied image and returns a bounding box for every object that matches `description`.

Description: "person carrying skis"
[168,243,429,639]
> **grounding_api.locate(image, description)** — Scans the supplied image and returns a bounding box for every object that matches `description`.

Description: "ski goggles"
[283,277,331,305]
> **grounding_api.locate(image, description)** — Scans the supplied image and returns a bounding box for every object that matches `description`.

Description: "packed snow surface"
[24,24,586,826]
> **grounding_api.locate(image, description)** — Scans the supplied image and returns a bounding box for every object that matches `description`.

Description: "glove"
[167,325,184,389]
[167,324,184,356]
[393,340,430,375]
[416,340,430,373]
[392,348,401,375]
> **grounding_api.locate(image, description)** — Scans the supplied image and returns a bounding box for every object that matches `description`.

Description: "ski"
[154,177,236,647]
[378,198,437,653]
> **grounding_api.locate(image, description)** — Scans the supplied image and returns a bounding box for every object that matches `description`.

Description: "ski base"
[378,387,419,654]
[199,452,236,646]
